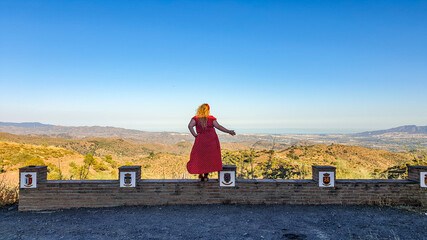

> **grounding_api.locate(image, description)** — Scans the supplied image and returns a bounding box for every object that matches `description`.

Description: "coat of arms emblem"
[24,174,33,187]
[322,173,331,186]
[124,173,132,187]
[224,173,232,183]
[221,172,233,186]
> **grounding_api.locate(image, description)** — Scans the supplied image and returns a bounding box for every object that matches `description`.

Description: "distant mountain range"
[0,122,54,128]
[0,122,425,146]
[352,125,427,137]
[0,122,191,145]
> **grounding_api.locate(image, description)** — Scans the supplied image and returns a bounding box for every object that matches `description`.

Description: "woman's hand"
[228,130,236,136]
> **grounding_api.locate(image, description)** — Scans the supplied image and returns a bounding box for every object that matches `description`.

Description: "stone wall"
[18,165,427,211]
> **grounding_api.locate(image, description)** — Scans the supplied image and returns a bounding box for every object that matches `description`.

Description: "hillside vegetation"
[0,132,426,183]
[222,144,424,179]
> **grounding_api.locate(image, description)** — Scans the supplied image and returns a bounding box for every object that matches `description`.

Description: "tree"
[79,153,95,180]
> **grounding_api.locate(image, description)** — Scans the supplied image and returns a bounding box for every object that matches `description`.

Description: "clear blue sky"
[1,0,426,133]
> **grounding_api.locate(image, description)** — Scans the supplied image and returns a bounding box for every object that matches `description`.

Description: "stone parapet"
[17,165,427,211]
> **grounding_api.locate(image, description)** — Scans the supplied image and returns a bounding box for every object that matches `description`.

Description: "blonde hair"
[196,103,210,128]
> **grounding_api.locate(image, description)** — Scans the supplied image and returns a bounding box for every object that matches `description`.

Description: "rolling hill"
[1,122,426,153]
[1,132,425,182]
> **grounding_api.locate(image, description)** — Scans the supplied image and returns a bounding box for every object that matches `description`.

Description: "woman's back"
[193,116,216,134]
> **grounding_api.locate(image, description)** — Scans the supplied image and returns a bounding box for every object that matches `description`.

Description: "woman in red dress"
[187,103,236,181]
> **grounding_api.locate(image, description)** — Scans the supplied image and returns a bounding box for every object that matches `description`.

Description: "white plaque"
[120,172,136,187]
[219,171,235,187]
[421,172,427,188]
[20,172,37,188]
[319,171,334,187]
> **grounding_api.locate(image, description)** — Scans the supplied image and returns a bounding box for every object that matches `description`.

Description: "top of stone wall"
[312,165,336,170]
[408,165,427,169]
[19,166,47,170]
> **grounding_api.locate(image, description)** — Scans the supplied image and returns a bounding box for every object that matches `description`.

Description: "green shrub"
[24,157,45,166]
[93,161,108,172]
[68,161,79,180]
[103,155,118,168]
[0,178,18,207]
[46,162,63,180]
[68,153,96,180]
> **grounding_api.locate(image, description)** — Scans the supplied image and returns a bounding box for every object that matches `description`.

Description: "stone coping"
[336,179,415,184]
[408,165,427,169]
[47,180,118,184]
[20,166,47,169]
[312,165,336,169]
[44,179,417,184]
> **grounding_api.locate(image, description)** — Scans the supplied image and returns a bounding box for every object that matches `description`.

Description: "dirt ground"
[0,205,426,240]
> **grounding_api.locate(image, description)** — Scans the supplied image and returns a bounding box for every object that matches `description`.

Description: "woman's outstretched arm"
[213,120,236,136]
[188,119,197,137]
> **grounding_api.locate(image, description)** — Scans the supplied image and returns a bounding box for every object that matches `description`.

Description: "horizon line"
[1,121,425,135]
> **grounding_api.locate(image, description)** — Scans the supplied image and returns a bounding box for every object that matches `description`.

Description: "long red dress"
[187,115,223,174]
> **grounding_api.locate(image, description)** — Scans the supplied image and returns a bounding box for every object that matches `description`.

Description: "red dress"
[187,116,223,174]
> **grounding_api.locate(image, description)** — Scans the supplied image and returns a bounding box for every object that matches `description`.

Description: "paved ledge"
[140,179,202,183]
[408,165,427,169]
[140,179,315,183]
[336,179,416,184]
[45,179,417,184]
[44,179,316,184]
[238,179,314,183]
[47,180,118,184]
